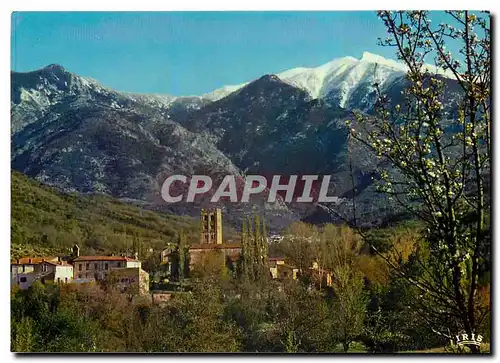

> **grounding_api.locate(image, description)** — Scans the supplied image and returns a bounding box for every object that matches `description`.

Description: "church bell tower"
[200,208,223,245]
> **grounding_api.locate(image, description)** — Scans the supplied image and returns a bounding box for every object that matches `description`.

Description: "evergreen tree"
[261,218,269,276]
[177,230,188,281]
[239,219,249,280]
[247,217,255,279]
[239,215,270,283]
[254,215,262,279]
[254,215,267,281]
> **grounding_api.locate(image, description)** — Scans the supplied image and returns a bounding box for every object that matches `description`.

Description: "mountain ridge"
[198,51,454,103]
[12,51,453,106]
[11,52,462,230]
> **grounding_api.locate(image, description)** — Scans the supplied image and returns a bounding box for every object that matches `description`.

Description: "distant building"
[11,257,73,289]
[200,208,223,244]
[11,257,58,276]
[72,255,142,281]
[188,243,242,270]
[268,257,298,281]
[268,257,286,279]
[277,264,299,281]
[268,258,332,286]
[186,208,240,269]
[160,245,175,264]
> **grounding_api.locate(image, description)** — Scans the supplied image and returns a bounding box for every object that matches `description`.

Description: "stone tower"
[200,208,223,244]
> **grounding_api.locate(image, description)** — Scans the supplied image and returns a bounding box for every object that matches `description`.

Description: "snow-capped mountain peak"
[203,52,454,106]
[276,56,358,100]
[203,52,402,104]
[360,51,408,72]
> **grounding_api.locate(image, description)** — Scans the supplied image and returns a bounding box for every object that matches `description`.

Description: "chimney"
[72,244,80,258]
[28,258,32,264]
[58,257,61,262]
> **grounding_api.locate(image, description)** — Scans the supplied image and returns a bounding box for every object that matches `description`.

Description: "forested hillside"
[11,171,237,259]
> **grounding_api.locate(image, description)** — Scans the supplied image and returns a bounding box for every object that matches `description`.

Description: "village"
[11,208,333,304]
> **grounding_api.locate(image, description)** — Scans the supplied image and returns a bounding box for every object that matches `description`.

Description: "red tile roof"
[73,256,136,262]
[11,257,58,265]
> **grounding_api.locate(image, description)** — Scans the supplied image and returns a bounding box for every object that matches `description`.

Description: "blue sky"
[11,11,448,96]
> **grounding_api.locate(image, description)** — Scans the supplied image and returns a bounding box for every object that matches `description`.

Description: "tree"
[270,282,333,352]
[253,215,269,282]
[11,316,36,352]
[239,219,250,280]
[349,11,490,352]
[172,230,189,282]
[11,283,102,352]
[262,218,269,257]
[279,222,317,279]
[323,225,367,352]
[247,217,256,270]
[331,271,366,353]
[132,231,143,259]
[261,218,270,280]
[191,250,229,282]
[178,230,189,280]
[141,252,162,283]
[149,281,242,352]
[239,216,269,284]
[254,216,262,278]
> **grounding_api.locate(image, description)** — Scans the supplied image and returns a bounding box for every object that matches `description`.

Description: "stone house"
[11,257,73,289]
[72,255,142,281]
[268,257,298,281]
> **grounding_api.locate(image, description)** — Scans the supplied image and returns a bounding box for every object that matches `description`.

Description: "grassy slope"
[11,171,237,259]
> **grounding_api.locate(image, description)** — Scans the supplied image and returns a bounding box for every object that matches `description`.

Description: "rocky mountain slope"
[11,53,461,230]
